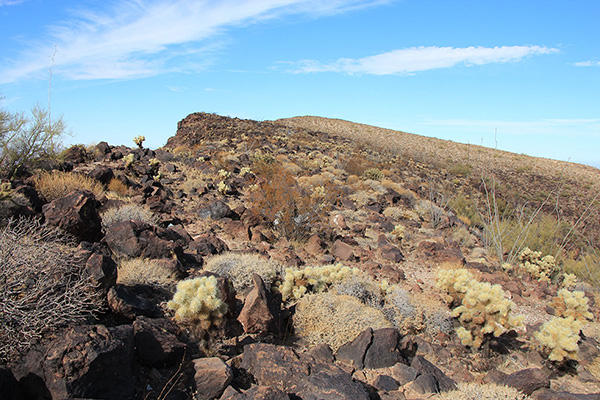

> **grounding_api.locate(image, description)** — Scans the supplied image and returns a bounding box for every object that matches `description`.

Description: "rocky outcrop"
[42,190,101,242]
[104,220,184,259]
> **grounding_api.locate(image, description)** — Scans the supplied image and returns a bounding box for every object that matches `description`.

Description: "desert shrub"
[518,247,559,282]
[449,163,473,177]
[362,168,384,181]
[1,101,66,179]
[534,316,583,362]
[440,382,530,400]
[436,268,523,348]
[0,218,104,363]
[563,251,600,288]
[101,203,158,229]
[278,264,361,302]
[332,275,384,308]
[452,226,476,247]
[107,178,129,196]
[167,276,227,329]
[249,161,332,242]
[117,258,178,290]
[448,193,480,227]
[203,252,284,293]
[415,199,447,227]
[34,170,105,201]
[293,293,393,352]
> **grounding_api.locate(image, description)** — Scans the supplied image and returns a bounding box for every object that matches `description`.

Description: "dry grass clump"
[117,258,179,290]
[293,293,393,352]
[0,218,104,363]
[34,170,105,201]
[438,382,530,400]
[107,178,129,196]
[101,203,158,229]
[204,252,284,294]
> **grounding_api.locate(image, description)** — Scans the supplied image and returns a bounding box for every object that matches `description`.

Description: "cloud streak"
[574,60,600,67]
[285,45,559,75]
[0,0,391,83]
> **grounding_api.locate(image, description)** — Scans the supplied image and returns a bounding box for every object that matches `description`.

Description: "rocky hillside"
[1,112,599,399]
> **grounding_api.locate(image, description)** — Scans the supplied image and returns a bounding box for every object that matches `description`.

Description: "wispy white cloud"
[284,45,559,75]
[0,0,392,83]
[574,60,600,67]
[0,0,26,6]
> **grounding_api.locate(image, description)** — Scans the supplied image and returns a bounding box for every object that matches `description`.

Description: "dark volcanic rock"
[193,357,233,400]
[364,328,403,369]
[188,233,229,257]
[85,252,117,291]
[336,327,373,370]
[502,368,550,396]
[220,385,290,400]
[238,274,280,335]
[0,367,22,400]
[42,190,101,242]
[43,324,134,399]
[133,317,186,367]
[107,284,162,320]
[241,343,369,400]
[104,220,184,259]
[410,355,456,392]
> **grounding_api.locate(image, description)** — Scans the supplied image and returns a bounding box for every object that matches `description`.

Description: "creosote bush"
[0,218,104,363]
[204,252,283,294]
[167,276,227,330]
[34,170,105,201]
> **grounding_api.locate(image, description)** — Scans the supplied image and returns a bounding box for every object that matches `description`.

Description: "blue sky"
[1,0,599,167]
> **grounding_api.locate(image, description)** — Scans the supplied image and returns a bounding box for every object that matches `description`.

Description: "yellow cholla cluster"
[278,264,361,301]
[518,247,558,282]
[391,225,405,242]
[435,268,475,305]
[167,276,228,330]
[561,273,578,289]
[551,289,593,322]
[437,268,523,348]
[535,316,583,361]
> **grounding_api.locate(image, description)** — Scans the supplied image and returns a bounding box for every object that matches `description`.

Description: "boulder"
[193,357,233,400]
[85,252,118,291]
[104,220,184,259]
[133,316,186,367]
[188,233,229,257]
[42,190,101,242]
[533,389,600,399]
[107,284,162,320]
[89,165,114,185]
[331,239,355,262]
[364,328,403,369]
[391,362,419,386]
[238,274,280,335]
[43,324,134,399]
[210,200,235,220]
[220,385,290,400]
[241,343,369,399]
[502,368,550,396]
[408,373,439,394]
[410,355,456,392]
[336,328,373,370]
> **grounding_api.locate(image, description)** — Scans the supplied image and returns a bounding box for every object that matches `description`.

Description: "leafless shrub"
[0,218,104,363]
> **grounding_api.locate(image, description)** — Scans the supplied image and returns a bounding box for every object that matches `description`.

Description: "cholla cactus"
[437,268,523,348]
[535,316,583,361]
[149,158,160,167]
[362,168,384,181]
[550,289,593,322]
[133,135,145,148]
[391,225,405,242]
[167,276,228,330]
[218,169,230,179]
[278,264,361,302]
[123,154,135,168]
[518,247,558,282]
[240,167,252,177]
[561,273,578,289]
[217,181,230,195]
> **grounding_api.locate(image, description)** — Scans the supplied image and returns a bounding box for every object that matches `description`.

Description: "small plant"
[278,264,361,302]
[550,289,593,322]
[133,135,145,149]
[561,273,578,289]
[441,382,530,400]
[204,252,284,294]
[436,268,523,348]
[391,224,405,242]
[534,316,583,362]
[167,276,227,329]
[218,169,230,179]
[217,181,230,194]
[518,247,559,282]
[239,167,251,177]
[34,170,105,201]
[107,178,129,196]
[293,293,393,352]
[362,168,384,181]
[149,157,160,167]
[123,153,135,168]
[101,203,158,229]
[118,258,178,290]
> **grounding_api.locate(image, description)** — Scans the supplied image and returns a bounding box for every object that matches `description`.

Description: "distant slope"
[275,115,600,245]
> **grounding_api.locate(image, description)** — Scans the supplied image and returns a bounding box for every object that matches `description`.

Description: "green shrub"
[449,163,473,176]
[0,218,104,363]
[1,101,66,179]
[362,168,384,181]
[204,252,283,294]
